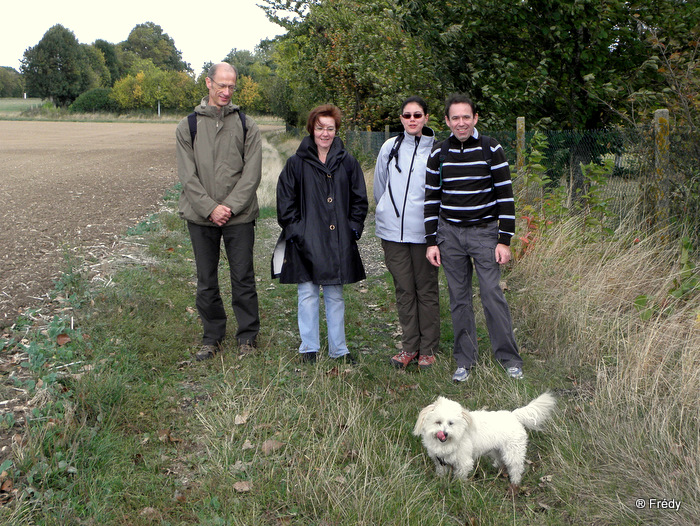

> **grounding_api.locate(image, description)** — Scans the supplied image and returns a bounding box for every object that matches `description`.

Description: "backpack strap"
[438,139,450,186]
[239,110,247,161]
[187,112,197,145]
[187,110,248,160]
[480,134,492,166]
[386,133,404,173]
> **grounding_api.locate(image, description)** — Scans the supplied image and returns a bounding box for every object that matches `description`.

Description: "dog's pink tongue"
[437,431,447,442]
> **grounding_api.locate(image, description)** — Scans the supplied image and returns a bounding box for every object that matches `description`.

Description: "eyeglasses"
[314,126,336,133]
[209,78,237,92]
[401,112,424,119]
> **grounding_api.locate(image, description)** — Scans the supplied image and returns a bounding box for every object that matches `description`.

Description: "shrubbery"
[69,88,118,113]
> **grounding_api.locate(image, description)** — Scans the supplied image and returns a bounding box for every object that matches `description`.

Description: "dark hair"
[401,95,429,115]
[444,93,477,117]
[306,104,342,135]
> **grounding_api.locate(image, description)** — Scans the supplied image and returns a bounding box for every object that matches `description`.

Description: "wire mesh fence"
[286,117,699,244]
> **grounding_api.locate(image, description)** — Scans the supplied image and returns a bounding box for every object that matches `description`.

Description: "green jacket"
[176,97,262,226]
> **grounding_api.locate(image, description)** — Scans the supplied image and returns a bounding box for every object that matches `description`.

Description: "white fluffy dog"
[413,393,556,489]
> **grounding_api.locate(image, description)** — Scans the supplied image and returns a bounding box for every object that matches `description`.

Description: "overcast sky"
[1,1,286,73]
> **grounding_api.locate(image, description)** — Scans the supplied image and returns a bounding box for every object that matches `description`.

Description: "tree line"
[3,1,698,130]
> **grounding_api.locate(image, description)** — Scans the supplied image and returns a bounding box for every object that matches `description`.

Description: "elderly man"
[175,62,262,360]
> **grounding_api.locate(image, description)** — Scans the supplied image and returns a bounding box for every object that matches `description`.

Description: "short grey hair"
[208,62,238,80]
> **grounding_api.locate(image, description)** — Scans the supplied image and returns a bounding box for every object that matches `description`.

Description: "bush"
[69,88,118,113]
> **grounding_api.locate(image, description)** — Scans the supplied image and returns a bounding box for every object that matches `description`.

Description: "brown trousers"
[382,240,440,355]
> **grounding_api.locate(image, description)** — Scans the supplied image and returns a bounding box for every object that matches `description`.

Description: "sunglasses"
[401,112,424,119]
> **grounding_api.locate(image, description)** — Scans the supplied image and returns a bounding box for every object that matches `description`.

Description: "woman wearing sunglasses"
[373,96,440,370]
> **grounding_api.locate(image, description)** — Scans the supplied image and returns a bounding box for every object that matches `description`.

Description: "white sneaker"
[452,367,470,382]
[507,366,524,379]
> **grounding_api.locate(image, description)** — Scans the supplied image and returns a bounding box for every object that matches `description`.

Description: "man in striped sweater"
[424,94,523,382]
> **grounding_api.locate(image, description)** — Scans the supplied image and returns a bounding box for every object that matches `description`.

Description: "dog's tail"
[512,392,556,431]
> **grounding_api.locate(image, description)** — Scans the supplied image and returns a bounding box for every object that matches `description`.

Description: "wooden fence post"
[385,124,390,143]
[654,109,670,226]
[516,117,525,177]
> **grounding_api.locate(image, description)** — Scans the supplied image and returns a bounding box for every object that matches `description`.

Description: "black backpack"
[187,110,248,160]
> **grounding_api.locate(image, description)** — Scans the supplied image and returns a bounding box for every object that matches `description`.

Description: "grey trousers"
[382,239,440,355]
[188,221,260,346]
[437,221,522,370]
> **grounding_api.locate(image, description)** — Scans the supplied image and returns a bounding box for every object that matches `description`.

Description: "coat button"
[327,197,333,203]
[329,225,335,230]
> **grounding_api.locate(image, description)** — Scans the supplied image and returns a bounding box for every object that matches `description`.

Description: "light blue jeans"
[297,282,349,358]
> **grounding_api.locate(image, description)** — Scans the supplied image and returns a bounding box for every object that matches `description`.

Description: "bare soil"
[0,120,179,326]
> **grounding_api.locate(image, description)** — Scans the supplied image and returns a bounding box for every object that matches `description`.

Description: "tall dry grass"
[508,210,699,524]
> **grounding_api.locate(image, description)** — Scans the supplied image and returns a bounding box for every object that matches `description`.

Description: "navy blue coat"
[274,135,367,285]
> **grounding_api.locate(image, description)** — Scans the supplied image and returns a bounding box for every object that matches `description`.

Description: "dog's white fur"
[413,393,556,486]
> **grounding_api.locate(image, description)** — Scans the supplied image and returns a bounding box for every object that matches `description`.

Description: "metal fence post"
[516,117,525,177]
[654,108,670,226]
[385,124,390,143]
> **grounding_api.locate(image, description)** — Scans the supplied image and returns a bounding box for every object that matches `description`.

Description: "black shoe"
[196,344,218,361]
[334,353,357,365]
[300,351,318,363]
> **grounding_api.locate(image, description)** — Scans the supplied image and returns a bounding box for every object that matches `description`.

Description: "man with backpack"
[175,62,262,361]
[374,96,440,370]
[424,94,524,382]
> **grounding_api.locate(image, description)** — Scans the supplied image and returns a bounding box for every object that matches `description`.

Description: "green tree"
[21,24,91,106]
[110,62,197,112]
[93,39,123,87]
[267,0,442,127]
[121,22,190,73]
[223,49,257,77]
[0,67,24,97]
[80,44,111,89]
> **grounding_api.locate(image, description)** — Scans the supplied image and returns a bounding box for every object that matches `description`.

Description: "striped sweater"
[424,129,515,246]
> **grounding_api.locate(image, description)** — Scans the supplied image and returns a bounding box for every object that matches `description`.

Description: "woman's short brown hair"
[306,104,343,135]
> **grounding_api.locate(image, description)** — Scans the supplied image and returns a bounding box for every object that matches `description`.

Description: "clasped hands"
[209,204,232,226]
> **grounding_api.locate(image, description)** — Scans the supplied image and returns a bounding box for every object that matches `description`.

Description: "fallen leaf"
[56,333,71,346]
[172,490,187,502]
[242,439,254,450]
[157,429,181,443]
[234,412,250,425]
[261,439,284,455]
[233,480,252,492]
[140,507,160,519]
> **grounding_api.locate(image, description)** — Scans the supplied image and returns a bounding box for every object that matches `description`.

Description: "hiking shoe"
[418,355,436,369]
[390,350,419,368]
[238,341,256,354]
[300,351,318,363]
[196,344,218,361]
[507,366,524,379]
[452,367,470,382]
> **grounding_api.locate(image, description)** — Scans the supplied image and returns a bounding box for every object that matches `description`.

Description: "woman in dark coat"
[275,104,368,363]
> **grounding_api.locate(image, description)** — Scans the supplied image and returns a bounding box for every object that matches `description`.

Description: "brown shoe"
[390,350,418,368]
[196,344,218,361]
[418,355,436,369]
[239,342,256,354]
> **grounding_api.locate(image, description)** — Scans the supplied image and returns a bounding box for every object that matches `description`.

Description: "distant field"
[0,97,43,113]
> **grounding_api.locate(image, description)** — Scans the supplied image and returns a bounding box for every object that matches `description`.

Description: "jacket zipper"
[399,136,420,241]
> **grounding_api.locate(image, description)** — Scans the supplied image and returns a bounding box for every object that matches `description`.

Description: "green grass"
[0,97,43,113]
[1,153,697,524]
